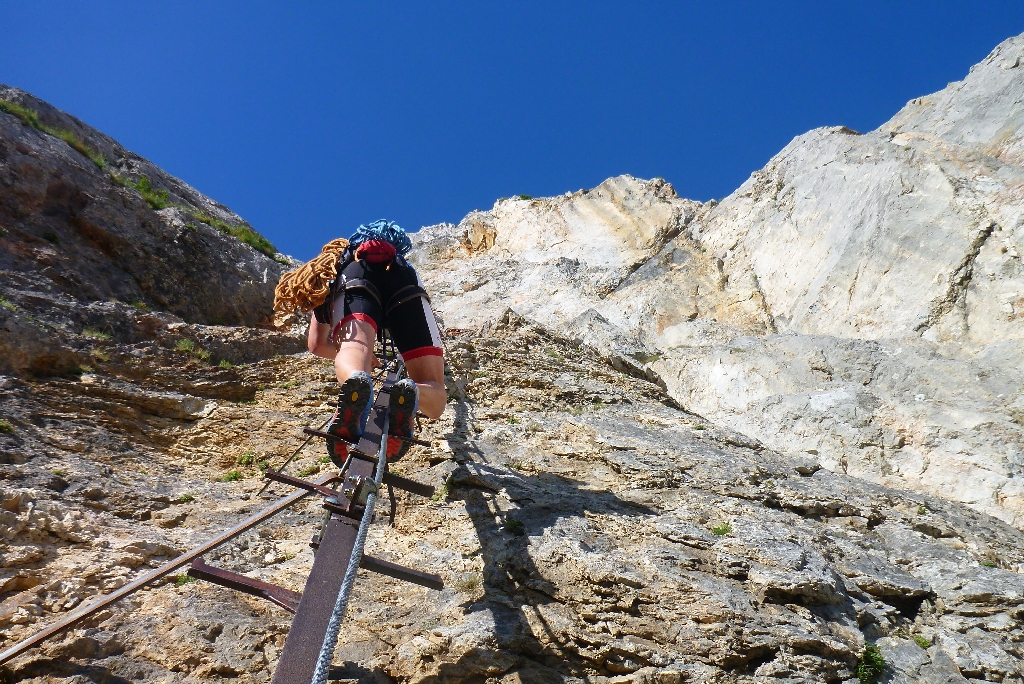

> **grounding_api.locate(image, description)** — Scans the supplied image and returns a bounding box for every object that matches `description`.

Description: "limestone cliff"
[415,33,1024,530]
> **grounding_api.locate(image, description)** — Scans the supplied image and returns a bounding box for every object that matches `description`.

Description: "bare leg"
[310,313,445,417]
[332,318,376,382]
[403,355,446,419]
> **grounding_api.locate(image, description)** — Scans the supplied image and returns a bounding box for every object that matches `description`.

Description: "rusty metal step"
[188,557,302,614]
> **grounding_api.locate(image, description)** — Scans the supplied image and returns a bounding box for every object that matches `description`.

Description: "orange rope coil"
[273,238,349,314]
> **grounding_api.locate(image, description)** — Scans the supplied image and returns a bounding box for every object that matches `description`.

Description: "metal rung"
[360,555,444,590]
[188,557,302,614]
[304,426,432,448]
[264,469,340,499]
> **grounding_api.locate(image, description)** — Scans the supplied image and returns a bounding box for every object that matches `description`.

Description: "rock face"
[3,313,1024,683]
[413,33,1024,528]
[0,85,291,376]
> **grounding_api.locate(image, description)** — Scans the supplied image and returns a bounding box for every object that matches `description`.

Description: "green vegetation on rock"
[221,470,242,482]
[856,645,885,684]
[0,99,106,168]
[187,208,278,258]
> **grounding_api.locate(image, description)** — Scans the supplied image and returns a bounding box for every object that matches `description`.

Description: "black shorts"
[328,257,443,362]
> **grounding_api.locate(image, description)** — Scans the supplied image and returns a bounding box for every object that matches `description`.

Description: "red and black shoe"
[325,371,373,467]
[386,378,418,461]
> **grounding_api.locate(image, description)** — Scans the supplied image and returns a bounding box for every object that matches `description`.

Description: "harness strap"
[385,285,430,316]
[340,278,383,307]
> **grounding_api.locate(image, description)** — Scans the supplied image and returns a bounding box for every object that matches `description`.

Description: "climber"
[274,220,445,465]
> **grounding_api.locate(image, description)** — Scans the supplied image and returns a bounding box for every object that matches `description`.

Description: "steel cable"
[310,403,390,684]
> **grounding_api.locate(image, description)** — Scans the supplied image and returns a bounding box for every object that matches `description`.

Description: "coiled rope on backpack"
[273,238,349,315]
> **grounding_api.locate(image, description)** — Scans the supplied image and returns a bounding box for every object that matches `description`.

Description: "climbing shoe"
[325,371,373,467]
[387,378,418,461]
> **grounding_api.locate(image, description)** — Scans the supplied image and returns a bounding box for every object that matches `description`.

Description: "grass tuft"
[174,574,198,587]
[218,359,235,369]
[455,573,482,592]
[912,634,931,648]
[237,450,255,466]
[131,175,169,209]
[0,99,41,128]
[0,296,15,311]
[175,493,195,504]
[297,464,320,477]
[221,470,243,482]
[856,645,885,684]
[187,208,277,257]
[431,480,450,503]
[711,522,732,536]
[1,99,106,167]
[0,419,13,433]
[49,128,106,167]
[517,194,532,200]
[174,338,211,362]
[83,328,111,340]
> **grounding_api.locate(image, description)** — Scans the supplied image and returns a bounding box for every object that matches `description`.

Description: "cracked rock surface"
[3,312,1024,683]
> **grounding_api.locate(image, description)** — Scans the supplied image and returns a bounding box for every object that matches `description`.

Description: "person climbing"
[273,220,445,465]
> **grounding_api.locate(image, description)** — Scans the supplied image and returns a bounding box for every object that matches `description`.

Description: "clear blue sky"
[4,2,1022,259]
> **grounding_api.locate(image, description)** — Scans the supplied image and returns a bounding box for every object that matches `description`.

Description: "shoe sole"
[386,380,417,461]
[326,374,373,465]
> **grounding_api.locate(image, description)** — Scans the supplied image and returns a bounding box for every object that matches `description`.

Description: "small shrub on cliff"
[0,296,16,311]
[711,522,732,536]
[218,359,235,369]
[221,470,242,482]
[912,634,931,648]
[0,419,13,433]
[856,645,885,684]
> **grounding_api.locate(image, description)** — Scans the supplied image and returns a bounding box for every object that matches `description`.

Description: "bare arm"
[307,313,337,358]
